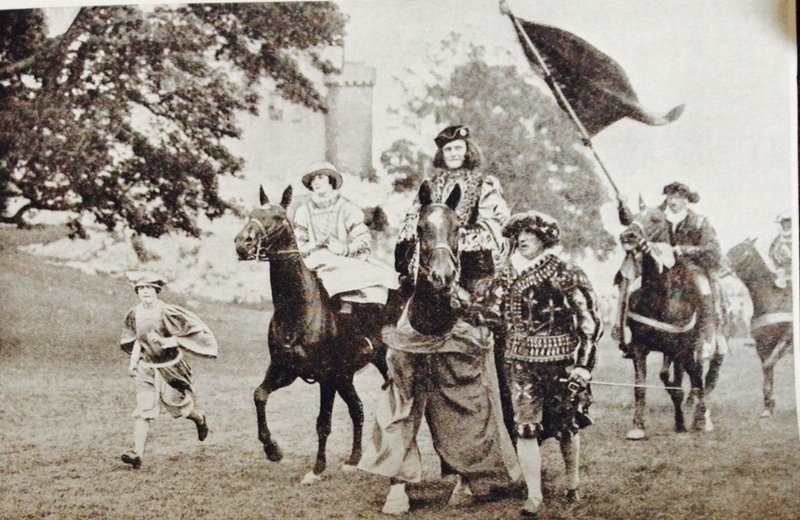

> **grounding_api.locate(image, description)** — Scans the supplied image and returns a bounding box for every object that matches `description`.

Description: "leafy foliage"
[0,3,345,237]
[383,44,616,260]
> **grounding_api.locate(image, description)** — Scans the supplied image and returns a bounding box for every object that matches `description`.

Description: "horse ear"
[445,184,461,211]
[259,185,269,206]
[748,237,757,245]
[638,193,645,210]
[280,185,292,209]
[418,180,432,207]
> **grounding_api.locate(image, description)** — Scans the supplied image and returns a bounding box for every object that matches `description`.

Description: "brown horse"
[727,238,794,417]
[618,204,722,439]
[234,185,389,484]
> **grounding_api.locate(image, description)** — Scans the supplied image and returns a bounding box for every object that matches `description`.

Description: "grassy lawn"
[1,226,798,519]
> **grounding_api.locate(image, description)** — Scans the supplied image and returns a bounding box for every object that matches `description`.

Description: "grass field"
[1,226,798,519]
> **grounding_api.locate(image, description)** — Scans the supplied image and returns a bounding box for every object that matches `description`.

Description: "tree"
[379,138,431,193]
[383,44,616,260]
[0,4,345,244]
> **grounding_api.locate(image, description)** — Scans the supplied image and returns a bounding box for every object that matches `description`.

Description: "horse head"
[726,237,760,275]
[234,185,295,261]
[620,204,671,254]
[416,180,461,291]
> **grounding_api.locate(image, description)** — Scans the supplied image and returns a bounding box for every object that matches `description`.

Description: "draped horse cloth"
[358,305,520,493]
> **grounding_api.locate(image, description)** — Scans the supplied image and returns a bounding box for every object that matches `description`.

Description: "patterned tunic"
[293,193,371,259]
[479,253,601,369]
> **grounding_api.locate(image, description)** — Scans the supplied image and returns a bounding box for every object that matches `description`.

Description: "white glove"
[569,367,592,387]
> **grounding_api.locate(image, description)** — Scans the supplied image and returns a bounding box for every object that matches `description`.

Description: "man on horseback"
[471,211,601,518]
[618,182,723,360]
[393,125,510,297]
[769,211,792,289]
[293,162,398,353]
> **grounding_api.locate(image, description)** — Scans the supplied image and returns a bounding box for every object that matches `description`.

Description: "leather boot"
[696,293,716,359]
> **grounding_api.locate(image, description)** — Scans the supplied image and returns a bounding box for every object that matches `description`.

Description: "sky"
[8,0,800,255]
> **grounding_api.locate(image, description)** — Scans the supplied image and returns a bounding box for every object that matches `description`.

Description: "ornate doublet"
[495,254,601,368]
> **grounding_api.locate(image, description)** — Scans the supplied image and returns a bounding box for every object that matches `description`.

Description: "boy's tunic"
[120,302,218,419]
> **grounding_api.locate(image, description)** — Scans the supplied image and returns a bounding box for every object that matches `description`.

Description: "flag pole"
[501,2,622,201]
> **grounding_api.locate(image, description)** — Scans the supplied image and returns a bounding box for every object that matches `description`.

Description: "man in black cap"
[471,210,601,518]
[394,125,509,297]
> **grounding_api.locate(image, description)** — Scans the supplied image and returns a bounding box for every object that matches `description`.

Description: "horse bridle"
[246,216,300,261]
[416,203,461,300]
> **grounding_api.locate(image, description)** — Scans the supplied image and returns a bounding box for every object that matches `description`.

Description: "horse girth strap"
[628,311,697,334]
[751,312,794,331]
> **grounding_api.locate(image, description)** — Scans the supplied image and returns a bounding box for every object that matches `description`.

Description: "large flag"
[512,17,684,136]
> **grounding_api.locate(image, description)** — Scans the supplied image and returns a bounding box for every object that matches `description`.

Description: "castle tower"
[324,62,375,177]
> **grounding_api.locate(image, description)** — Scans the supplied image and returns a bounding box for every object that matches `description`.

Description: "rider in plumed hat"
[616,181,724,360]
[660,181,723,359]
[472,210,602,518]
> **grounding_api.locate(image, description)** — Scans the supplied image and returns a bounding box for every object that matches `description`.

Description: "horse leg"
[684,355,708,432]
[704,352,725,396]
[661,356,686,433]
[371,341,390,384]
[757,340,776,418]
[301,378,336,484]
[254,364,297,462]
[335,376,364,468]
[626,349,648,440]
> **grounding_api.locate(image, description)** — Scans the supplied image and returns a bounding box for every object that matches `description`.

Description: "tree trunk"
[130,232,160,263]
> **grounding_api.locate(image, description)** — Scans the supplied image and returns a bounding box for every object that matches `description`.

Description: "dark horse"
[234,185,389,484]
[366,180,517,514]
[618,204,722,439]
[727,238,794,417]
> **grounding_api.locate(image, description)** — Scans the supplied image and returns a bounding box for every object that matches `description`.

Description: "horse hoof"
[301,471,322,485]
[341,463,357,473]
[760,409,773,419]
[626,428,647,441]
[263,443,283,462]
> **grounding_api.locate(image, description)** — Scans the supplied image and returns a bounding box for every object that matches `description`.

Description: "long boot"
[695,292,716,361]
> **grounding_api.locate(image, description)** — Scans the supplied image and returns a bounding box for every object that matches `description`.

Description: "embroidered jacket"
[478,253,601,368]
[293,193,371,259]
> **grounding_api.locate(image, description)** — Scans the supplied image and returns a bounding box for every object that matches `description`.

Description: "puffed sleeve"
[395,200,421,277]
[161,304,219,358]
[120,307,138,354]
[461,175,510,261]
[293,204,315,254]
[341,199,372,258]
[560,266,602,371]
